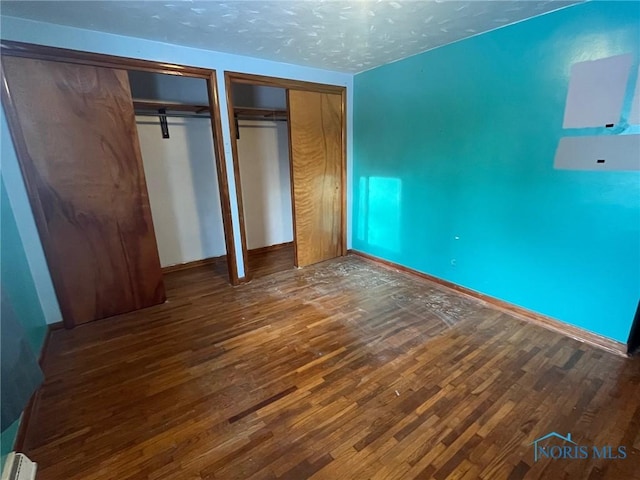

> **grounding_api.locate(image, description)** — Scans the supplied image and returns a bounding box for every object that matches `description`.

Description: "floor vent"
[1,453,37,480]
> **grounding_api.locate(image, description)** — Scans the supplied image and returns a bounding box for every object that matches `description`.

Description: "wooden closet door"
[287,90,344,267]
[2,56,165,327]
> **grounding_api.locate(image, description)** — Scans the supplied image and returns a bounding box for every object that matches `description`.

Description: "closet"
[1,41,346,327]
[0,44,233,328]
[232,84,295,277]
[128,71,228,273]
[227,74,346,277]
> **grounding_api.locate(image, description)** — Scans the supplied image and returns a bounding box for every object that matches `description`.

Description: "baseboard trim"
[162,255,226,274]
[13,321,59,452]
[47,321,64,331]
[349,250,627,358]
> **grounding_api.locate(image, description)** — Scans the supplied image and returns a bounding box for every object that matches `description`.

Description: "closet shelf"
[133,100,210,114]
[234,107,287,121]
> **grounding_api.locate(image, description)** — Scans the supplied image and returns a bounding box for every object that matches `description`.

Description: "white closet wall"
[233,83,293,250]
[136,116,226,267]
[237,119,293,250]
[130,71,226,268]
[131,74,293,262]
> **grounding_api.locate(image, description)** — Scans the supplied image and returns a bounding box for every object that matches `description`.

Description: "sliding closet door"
[2,56,165,327]
[288,90,343,267]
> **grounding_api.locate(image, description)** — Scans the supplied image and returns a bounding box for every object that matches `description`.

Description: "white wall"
[136,116,226,267]
[237,120,293,250]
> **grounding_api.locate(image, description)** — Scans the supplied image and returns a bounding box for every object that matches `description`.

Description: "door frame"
[224,71,347,280]
[0,40,242,287]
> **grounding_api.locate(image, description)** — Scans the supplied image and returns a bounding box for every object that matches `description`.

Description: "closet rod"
[134,111,211,119]
[236,116,288,122]
[134,113,286,120]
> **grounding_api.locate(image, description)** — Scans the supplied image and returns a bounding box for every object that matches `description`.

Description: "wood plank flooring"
[247,243,295,280]
[23,255,640,479]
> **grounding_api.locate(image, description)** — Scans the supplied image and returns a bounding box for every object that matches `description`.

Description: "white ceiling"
[1,1,581,73]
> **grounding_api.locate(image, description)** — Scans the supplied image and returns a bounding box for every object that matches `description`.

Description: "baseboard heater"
[1,453,37,480]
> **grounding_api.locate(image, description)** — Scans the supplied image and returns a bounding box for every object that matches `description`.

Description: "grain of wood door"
[2,56,165,327]
[288,90,343,267]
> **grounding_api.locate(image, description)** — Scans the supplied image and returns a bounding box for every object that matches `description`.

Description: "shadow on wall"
[233,83,287,110]
[276,121,292,240]
[136,117,226,266]
[137,119,181,260]
[237,121,294,250]
[184,118,227,259]
[242,124,269,248]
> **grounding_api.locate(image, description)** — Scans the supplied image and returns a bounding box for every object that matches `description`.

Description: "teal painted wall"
[1,114,61,326]
[0,420,19,467]
[353,2,640,343]
[0,176,48,465]
[1,178,47,350]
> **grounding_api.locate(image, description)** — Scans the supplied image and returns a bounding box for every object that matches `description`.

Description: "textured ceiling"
[1,1,581,73]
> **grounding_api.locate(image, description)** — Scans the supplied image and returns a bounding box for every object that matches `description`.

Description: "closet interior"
[1,46,344,328]
[128,71,229,277]
[231,82,295,278]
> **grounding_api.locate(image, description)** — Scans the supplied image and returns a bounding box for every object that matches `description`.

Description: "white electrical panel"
[554,134,640,171]
[563,54,633,129]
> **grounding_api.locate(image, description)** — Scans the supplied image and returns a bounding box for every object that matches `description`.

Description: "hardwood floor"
[23,255,640,479]
[247,243,295,280]
[160,242,294,282]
